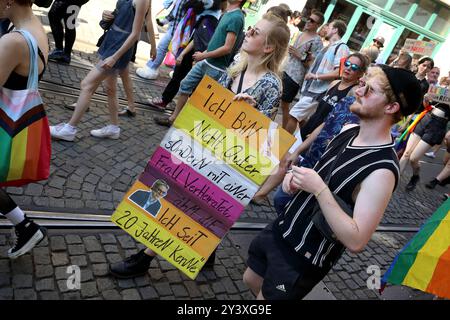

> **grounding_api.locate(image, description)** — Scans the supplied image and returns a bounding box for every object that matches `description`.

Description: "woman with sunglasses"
[219,12,290,120]
[254,53,368,207]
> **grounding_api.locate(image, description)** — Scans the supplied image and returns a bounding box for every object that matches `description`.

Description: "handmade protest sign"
[402,39,436,56]
[427,85,450,105]
[112,76,295,279]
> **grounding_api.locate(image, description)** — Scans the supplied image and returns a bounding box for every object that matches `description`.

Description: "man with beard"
[243,65,422,300]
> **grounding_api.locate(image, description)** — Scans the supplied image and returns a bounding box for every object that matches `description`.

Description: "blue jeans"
[273,185,294,216]
[146,24,174,70]
[178,60,225,95]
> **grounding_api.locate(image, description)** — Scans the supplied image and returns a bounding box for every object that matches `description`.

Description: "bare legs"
[243,267,265,300]
[281,100,290,130]
[119,66,135,113]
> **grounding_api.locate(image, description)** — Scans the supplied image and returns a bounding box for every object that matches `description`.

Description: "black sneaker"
[48,49,64,62]
[406,175,420,191]
[8,218,47,259]
[109,249,154,278]
[425,178,440,189]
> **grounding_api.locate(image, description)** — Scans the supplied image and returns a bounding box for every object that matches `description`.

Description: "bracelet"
[314,185,328,198]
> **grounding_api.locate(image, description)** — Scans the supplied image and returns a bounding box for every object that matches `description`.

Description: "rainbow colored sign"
[428,85,450,105]
[402,39,436,56]
[112,76,295,279]
[382,199,450,299]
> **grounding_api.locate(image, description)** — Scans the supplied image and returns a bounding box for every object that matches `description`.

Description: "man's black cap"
[378,65,423,116]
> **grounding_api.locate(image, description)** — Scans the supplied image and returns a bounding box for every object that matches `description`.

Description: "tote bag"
[0,30,51,187]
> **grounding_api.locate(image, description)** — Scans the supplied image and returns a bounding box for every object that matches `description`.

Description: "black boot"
[406,175,420,191]
[425,178,440,189]
[109,249,154,279]
[8,217,47,259]
[203,250,216,269]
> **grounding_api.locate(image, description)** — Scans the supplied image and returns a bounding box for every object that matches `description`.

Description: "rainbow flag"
[382,199,450,299]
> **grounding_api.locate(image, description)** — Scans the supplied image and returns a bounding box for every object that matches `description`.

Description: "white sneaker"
[425,152,436,159]
[50,123,77,141]
[90,125,120,139]
[136,66,159,80]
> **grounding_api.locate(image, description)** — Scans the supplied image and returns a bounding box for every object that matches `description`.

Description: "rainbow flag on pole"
[381,198,450,299]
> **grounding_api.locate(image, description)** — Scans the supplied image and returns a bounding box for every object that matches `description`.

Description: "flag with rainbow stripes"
[382,198,450,299]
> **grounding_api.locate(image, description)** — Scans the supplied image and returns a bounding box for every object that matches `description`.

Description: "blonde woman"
[219,13,291,120]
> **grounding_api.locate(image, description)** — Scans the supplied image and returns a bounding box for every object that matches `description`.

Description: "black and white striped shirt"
[274,126,399,270]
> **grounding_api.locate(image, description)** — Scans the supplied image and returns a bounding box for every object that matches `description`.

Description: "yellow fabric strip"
[6,128,28,181]
[403,218,450,290]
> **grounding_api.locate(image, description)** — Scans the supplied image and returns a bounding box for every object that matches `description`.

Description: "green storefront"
[301,0,450,62]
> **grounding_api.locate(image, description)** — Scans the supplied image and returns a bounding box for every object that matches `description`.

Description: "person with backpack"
[153,0,246,127]
[285,20,350,134]
[147,0,225,110]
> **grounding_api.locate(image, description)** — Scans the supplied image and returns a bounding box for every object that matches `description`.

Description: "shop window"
[390,0,415,18]
[410,0,436,27]
[347,12,374,52]
[367,0,388,9]
[391,29,419,58]
[327,0,357,25]
[430,6,450,36]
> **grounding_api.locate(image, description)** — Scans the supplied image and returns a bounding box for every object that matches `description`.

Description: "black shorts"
[413,113,448,146]
[247,222,329,300]
[281,72,301,103]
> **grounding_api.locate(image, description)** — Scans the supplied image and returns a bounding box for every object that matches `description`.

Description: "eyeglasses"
[307,17,319,24]
[344,60,361,71]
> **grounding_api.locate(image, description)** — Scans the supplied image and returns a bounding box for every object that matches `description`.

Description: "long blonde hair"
[228,13,290,79]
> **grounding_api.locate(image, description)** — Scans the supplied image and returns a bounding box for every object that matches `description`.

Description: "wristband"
[314,185,328,198]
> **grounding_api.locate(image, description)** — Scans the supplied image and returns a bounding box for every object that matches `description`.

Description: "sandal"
[118,108,136,117]
[148,97,168,110]
[154,116,173,127]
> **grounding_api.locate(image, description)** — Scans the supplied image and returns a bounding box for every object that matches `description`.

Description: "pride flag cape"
[381,199,450,299]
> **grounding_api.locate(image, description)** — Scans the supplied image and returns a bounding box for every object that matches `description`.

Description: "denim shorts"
[179,60,225,95]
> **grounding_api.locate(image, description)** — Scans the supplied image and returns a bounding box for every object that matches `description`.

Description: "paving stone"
[57,280,72,293]
[36,278,55,292]
[12,274,33,288]
[83,236,102,252]
[116,278,135,289]
[14,289,37,300]
[52,252,69,266]
[0,273,11,288]
[39,291,60,300]
[122,289,142,300]
[81,269,94,282]
[97,278,115,292]
[134,275,151,287]
[117,235,136,249]
[32,247,51,265]
[106,253,122,264]
[68,244,86,255]
[181,281,201,298]
[212,282,226,294]
[165,270,182,283]
[25,184,44,196]
[61,292,82,300]
[0,260,10,273]
[154,282,172,296]
[89,252,107,263]
[222,278,239,294]
[50,236,66,251]
[102,289,122,300]
[171,284,189,298]
[103,245,119,253]
[100,234,117,244]
[11,256,33,273]
[92,263,109,277]
[0,288,13,300]
[70,255,88,267]
[80,281,99,298]
[35,265,54,279]
[199,284,215,299]
[65,235,82,244]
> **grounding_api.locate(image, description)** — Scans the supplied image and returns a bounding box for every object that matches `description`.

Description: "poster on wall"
[111,76,296,279]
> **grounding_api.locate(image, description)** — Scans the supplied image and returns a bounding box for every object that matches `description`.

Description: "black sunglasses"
[307,17,319,24]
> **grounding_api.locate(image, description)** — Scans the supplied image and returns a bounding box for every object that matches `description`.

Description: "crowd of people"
[0,0,449,300]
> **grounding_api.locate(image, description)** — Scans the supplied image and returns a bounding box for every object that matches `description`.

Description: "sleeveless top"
[274,126,400,270]
[98,0,136,70]
[3,32,46,90]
